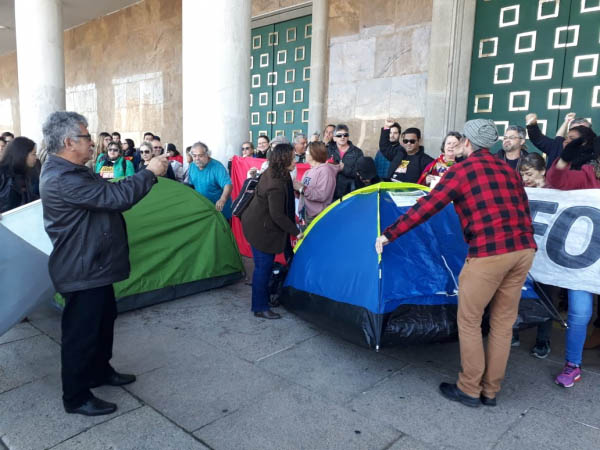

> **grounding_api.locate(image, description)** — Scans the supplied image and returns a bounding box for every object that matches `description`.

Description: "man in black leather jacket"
[326,124,364,200]
[40,111,168,417]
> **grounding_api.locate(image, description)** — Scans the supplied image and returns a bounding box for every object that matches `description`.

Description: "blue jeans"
[565,290,594,366]
[251,246,275,312]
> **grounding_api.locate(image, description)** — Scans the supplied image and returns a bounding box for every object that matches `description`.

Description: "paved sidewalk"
[1,271,599,449]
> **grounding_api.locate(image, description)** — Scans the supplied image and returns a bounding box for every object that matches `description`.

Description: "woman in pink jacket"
[295,141,340,226]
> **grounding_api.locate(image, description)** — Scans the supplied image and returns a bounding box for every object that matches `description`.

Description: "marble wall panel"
[329,37,376,84]
[326,0,433,150]
[395,0,434,29]
[253,0,307,17]
[0,52,19,135]
[359,0,396,28]
[355,78,392,120]
[389,73,428,119]
[327,82,357,119]
[63,0,182,147]
[329,0,360,38]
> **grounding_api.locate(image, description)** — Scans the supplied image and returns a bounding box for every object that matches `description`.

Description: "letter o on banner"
[547,206,600,269]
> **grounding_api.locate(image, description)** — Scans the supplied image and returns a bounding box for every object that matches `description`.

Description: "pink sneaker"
[555,363,581,388]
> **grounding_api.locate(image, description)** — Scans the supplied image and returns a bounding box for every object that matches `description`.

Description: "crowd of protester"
[1,110,600,393]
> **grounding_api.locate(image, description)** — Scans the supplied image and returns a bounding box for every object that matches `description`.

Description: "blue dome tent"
[281,182,550,349]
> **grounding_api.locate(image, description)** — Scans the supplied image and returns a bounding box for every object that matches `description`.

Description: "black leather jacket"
[327,140,364,199]
[40,154,157,293]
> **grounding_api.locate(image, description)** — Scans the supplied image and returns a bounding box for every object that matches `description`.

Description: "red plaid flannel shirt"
[383,149,537,258]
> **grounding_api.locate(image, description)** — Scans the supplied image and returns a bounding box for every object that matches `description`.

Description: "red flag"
[230,155,310,262]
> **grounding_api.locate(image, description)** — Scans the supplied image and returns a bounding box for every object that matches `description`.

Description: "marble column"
[423,0,476,155]
[15,0,65,145]
[182,0,251,167]
[307,0,329,138]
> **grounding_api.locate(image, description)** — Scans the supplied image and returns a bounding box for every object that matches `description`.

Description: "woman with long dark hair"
[122,138,136,158]
[0,137,39,212]
[241,143,303,319]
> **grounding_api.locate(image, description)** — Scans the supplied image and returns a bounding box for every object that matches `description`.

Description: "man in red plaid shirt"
[375,119,536,407]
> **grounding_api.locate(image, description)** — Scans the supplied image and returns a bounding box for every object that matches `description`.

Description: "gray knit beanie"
[462,119,498,149]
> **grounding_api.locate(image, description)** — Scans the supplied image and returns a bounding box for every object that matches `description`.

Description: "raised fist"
[525,113,537,126]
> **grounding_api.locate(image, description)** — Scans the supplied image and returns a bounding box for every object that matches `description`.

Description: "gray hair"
[139,142,152,153]
[42,111,88,155]
[570,117,591,128]
[191,141,210,156]
[506,125,526,140]
[294,133,307,143]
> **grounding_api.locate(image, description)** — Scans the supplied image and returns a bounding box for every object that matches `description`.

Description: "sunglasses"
[403,139,417,144]
[140,150,152,154]
[153,146,163,150]
[335,133,349,138]
[242,146,252,150]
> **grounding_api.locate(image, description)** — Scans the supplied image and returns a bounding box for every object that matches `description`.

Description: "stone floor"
[1,270,600,450]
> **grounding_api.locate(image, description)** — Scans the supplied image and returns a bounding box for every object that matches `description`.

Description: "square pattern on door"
[250,15,312,145]
[467,0,599,150]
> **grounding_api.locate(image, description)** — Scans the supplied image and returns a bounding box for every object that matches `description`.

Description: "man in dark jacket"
[375,119,400,179]
[326,124,364,199]
[382,126,433,183]
[40,111,168,416]
[496,125,528,170]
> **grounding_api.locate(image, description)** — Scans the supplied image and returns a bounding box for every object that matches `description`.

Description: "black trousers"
[61,284,117,407]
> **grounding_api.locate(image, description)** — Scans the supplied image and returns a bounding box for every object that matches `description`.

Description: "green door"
[467,0,599,150]
[250,15,312,145]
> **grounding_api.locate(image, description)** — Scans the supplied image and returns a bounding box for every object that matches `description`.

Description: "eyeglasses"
[335,133,349,138]
[140,150,152,154]
[403,139,417,144]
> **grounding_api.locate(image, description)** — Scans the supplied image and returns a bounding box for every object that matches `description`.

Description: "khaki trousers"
[456,249,535,399]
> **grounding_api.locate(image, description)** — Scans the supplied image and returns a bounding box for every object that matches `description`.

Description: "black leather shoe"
[439,383,480,407]
[254,310,281,319]
[480,395,497,407]
[90,372,136,388]
[64,396,117,416]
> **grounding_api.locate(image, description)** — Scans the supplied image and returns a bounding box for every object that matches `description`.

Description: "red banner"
[230,155,310,261]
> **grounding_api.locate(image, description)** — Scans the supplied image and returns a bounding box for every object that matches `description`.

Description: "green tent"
[55,177,244,312]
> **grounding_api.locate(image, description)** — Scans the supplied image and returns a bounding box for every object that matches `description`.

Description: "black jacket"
[40,154,157,293]
[379,128,403,158]
[0,167,39,213]
[380,128,434,182]
[381,145,433,183]
[526,123,563,169]
[327,141,364,199]
[495,148,529,171]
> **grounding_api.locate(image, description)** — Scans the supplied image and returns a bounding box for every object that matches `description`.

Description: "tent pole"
[527,272,568,328]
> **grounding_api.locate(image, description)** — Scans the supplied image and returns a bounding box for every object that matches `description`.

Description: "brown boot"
[584,328,600,349]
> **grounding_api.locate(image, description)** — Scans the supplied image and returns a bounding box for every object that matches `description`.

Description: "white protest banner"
[526,187,600,294]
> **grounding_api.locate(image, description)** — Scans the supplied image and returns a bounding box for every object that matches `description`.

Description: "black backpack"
[232,175,260,218]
